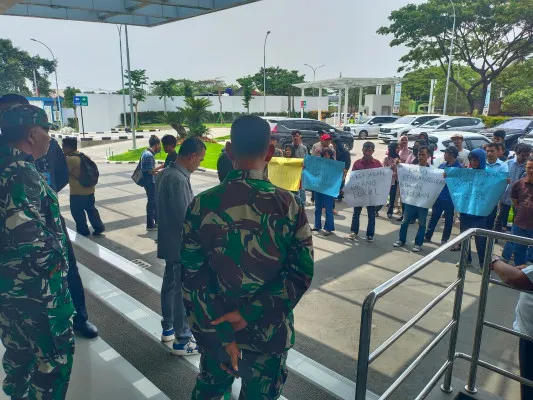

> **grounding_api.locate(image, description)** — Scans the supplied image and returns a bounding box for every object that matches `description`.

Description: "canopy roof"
[0,0,260,27]
[293,77,401,90]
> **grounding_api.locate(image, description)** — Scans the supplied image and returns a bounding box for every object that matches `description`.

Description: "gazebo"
[293,77,402,126]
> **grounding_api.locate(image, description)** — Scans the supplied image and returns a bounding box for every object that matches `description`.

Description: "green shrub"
[479,115,510,128]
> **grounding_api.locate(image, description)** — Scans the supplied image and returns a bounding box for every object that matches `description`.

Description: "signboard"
[397,164,445,208]
[268,157,303,191]
[73,96,88,107]
[482,82,492,116]
[302,155,345,197]
[343,167,393,207]
[393,83,402,114]
[445,167,508,216]
[301,100,307,109]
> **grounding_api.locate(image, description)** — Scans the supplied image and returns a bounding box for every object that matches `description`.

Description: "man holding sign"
[394,146,444,252]
[347,142,384,242]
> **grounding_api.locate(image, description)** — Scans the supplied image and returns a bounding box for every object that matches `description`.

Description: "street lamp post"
[263,30,271,116]
[442,0,456,115]
[304,64,325,117]
[116,25,128,129]
[31,38,63,126]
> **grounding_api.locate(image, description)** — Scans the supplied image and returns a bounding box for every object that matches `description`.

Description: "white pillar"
[318,87,322,121]
[337,89,342,127]
[343,86,349,126]
[301,87,305,118]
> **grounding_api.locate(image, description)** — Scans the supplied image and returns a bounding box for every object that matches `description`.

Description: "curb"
[105,159,219,176]
[51,133,148,141]
[110,129,161,133]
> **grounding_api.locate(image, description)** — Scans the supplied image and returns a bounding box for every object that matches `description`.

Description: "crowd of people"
[3,87,533,400]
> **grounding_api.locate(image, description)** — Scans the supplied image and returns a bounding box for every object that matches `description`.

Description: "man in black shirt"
[162,134,178,168]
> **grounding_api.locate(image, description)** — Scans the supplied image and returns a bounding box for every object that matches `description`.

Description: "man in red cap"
[312,133,336,158]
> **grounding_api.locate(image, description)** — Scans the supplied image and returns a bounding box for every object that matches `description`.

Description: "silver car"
[343,115,398,139]
[407,116,485,140]
[378,114,442,143]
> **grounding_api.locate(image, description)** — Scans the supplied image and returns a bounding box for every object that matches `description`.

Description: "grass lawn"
[216,135,231,141]
[134,123,232,130]
[108,142,223,170]
[206,123,232,128]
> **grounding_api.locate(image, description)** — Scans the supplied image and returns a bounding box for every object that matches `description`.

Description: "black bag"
[132,157,144,187]
[77,153,99,187]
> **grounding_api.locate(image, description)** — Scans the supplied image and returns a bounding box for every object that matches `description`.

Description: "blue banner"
[445,168,508,216]
[302,155,345,197]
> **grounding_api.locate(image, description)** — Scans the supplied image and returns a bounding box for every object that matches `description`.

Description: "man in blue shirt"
[491,256,533,400]
[425,146,462,245]
[141,135,161,230]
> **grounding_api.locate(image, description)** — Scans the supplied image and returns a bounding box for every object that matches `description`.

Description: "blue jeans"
[298,189,306,205]
[460,214,487,266]
[399,205,428,246]
[161,260,192,344]
[144,181,157,228]
[315,193,334,231]
[425,199,454,243]
[387,182,398,216]
[351,206,376,237]
[512,225,533,266]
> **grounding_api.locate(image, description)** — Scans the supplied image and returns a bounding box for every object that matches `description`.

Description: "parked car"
[272,118,354,152]
[378,114,442,143]
[424,131,491,165]
[478,117,533,139]
[518,131,533,148]
[343,115,399,139]
[260,116,289,131]
[407,116,485,140]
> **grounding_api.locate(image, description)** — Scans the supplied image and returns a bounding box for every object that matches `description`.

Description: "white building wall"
[365,95,394,116]
[76,93,329,132]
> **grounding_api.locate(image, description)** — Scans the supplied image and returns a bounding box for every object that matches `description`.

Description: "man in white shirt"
[491,256,533,400]
[451,133,470,167]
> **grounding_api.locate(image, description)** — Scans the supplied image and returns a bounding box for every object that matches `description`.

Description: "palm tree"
[157,110,187,138]
[180,97,212,137]
[152,79,178,113]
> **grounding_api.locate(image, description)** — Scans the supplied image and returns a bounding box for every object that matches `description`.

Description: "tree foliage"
[63,86,81,130]
[180,97,212,137]
[502,88,533,116]
[152,78,179,113]
[124,69,148,127]
[0,39,55,97]
[379,0,533,113]
[236,76,255,113]
[248,67,305,96]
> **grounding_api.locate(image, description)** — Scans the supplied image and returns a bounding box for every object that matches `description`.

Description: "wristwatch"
[490,255,500,268]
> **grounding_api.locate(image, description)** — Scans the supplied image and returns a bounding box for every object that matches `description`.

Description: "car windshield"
[422,118,446,127]
[395,116,415,124]
[496,119,532,130]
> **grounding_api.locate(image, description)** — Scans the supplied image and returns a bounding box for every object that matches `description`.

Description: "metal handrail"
[355,228,533,400]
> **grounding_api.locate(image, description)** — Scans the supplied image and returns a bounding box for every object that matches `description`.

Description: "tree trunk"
[163,97,167,114]
[73,106,79,132]
[135,102,139,128]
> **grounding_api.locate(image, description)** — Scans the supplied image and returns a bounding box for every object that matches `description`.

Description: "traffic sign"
[73,96,88,107]
[301,100,307,108]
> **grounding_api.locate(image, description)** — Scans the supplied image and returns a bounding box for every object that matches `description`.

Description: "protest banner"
[268,157,303,191]
[445,168,508,216]
[302,155,345,197]
[398,164,445,208]
[343,167,393,207]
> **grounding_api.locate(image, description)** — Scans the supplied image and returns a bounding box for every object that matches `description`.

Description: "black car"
[477,117,533,151]
[272,118,354,152]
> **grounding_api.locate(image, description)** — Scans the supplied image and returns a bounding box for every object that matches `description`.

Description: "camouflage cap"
[0,104,56,131]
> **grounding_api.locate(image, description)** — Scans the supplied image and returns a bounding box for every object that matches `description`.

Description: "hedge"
[119,110,333,127]
[479,115,510,128]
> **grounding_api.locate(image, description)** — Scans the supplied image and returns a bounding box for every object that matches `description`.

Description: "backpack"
[77,153,99,187]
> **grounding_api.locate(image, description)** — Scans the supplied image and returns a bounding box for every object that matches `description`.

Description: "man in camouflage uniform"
[0,104,75,400]
[181,115,314,399]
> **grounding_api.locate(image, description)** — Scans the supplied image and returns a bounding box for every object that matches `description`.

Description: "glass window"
[415,116,438,125]
[422,118,447,127]
[495,119,532,130]
[395,116,416,124]
[467,138,490,150]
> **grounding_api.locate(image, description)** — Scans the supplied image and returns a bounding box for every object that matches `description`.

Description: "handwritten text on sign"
[302,155,345,197]
[268,157,303,191]
[343,167,393,207]
[445,168,508,216]
[398,164,445,208]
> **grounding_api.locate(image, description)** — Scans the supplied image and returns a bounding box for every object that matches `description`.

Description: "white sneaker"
[172,338,200,356]
[393,240,405,247]
[349,233,358,240]
[412,245,421,253]
[161,328,175,342]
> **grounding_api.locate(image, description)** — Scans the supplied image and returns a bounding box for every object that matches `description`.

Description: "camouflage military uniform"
[0,144,75,399]
[181,169,314,400]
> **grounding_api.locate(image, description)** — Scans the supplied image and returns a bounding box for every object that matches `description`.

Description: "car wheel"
[359,131,368,140]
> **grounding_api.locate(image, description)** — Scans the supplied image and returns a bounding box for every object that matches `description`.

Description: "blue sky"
[0,0,425,91]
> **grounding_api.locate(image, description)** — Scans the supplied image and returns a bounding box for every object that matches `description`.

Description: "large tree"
[0,39,55,97]
[378,0,533,114]
[63,86,81,129]
[124,69,148,127]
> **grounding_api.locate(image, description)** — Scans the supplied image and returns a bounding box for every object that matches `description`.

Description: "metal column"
[124,25,136,150]
[343,86,349,126]
[318,87,322,121]
[301,87,305,118]
[358,87,363,114]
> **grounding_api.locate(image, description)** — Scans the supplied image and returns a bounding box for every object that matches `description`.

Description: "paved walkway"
[48,139,524,399]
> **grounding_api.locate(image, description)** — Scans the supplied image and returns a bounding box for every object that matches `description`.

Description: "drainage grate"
[130,259,152,269]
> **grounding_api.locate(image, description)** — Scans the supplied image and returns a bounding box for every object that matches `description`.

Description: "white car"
[423,131,491,166]
[378,114,442,143]
[343,115,398,139]
[407,116,485,140]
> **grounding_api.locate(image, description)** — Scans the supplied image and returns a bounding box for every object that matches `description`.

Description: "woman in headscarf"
[333,138,351,202]
[418,132,429,142]
[407,139,428,164]
[398,135,412,163]
[383,142,401,219]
